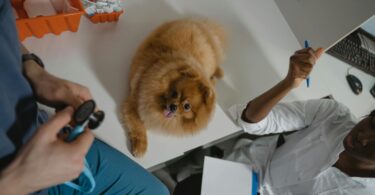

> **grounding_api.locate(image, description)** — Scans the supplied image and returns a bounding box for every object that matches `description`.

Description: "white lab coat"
[228,99,375,195]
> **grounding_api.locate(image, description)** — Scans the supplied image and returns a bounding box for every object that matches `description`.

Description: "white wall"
[274,0,375,49]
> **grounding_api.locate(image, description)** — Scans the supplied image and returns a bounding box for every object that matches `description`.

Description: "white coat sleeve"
[228,99,348,135]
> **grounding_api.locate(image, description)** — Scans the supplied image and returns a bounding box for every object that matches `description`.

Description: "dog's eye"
[183,103,191,111]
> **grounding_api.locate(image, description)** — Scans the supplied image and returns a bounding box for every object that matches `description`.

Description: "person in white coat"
[229,47,375,194]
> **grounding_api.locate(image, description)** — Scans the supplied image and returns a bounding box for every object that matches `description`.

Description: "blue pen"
[304,40,310,87]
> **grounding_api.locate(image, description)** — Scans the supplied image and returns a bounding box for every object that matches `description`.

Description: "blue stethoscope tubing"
[64,125,96,193]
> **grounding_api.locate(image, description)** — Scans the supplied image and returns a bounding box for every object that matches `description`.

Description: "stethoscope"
[63,100,105,193]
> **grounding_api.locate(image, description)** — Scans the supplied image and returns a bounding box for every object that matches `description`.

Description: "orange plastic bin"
[12,0,85,41]
[81,0,124,24]
[87,10,124,24]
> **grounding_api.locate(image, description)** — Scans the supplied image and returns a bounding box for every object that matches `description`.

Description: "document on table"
[201,157,258,195]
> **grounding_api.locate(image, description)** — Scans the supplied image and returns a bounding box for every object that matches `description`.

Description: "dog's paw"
[129,131,147,157]
[131,139,147,157]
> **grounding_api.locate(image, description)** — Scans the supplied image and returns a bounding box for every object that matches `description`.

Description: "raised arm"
[242,48,324,123]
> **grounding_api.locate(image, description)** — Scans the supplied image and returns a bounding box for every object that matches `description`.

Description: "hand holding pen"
[285,46,324,89]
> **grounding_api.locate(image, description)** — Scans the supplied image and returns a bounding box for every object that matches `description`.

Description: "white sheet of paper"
[201,157,255,195]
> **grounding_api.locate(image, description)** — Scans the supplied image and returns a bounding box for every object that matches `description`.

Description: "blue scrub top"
[0,0,39,171]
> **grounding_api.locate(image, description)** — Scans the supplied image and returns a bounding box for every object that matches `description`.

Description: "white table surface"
[23,0,374,170]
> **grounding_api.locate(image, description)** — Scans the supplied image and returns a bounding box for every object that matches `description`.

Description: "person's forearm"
[243,47,324,123]
[20,44,46,82]
[243,78,294,123]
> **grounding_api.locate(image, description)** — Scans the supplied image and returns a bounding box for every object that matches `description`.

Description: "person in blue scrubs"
[0,0,168,194]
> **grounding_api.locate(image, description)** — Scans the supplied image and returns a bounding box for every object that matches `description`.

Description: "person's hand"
[23,61,92,109]
[0,107,94,194]
[284,47,324,88]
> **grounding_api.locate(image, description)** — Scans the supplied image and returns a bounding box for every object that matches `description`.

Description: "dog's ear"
[179,67,199,79]
[199,83,215,105]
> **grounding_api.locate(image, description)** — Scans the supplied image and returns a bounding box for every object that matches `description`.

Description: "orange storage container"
[12,0,84,41]
[87,10,124,24]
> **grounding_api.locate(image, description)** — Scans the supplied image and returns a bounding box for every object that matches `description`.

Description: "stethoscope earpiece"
[74,100,96,125]
[88,110,105,129]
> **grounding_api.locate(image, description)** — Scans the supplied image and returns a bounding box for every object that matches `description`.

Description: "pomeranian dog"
[122,19,226,157]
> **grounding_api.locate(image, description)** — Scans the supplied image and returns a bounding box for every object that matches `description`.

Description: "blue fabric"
[0,0,39,171]
[48,139,169,195]
[0,1,168,194]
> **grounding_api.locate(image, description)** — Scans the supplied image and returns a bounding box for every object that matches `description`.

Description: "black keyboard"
[327,29,375,77]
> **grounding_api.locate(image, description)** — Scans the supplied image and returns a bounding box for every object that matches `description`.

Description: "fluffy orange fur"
[122,19,226,157]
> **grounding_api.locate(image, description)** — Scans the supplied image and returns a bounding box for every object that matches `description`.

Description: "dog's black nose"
[169,104,177,112]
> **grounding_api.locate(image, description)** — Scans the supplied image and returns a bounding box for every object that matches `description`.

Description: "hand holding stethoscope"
[63,100,105,193]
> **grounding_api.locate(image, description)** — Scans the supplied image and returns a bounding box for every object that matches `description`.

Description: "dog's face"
[159,67,215,131]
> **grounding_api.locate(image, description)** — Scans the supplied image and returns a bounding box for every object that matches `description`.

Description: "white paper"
[201,157,255,195]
